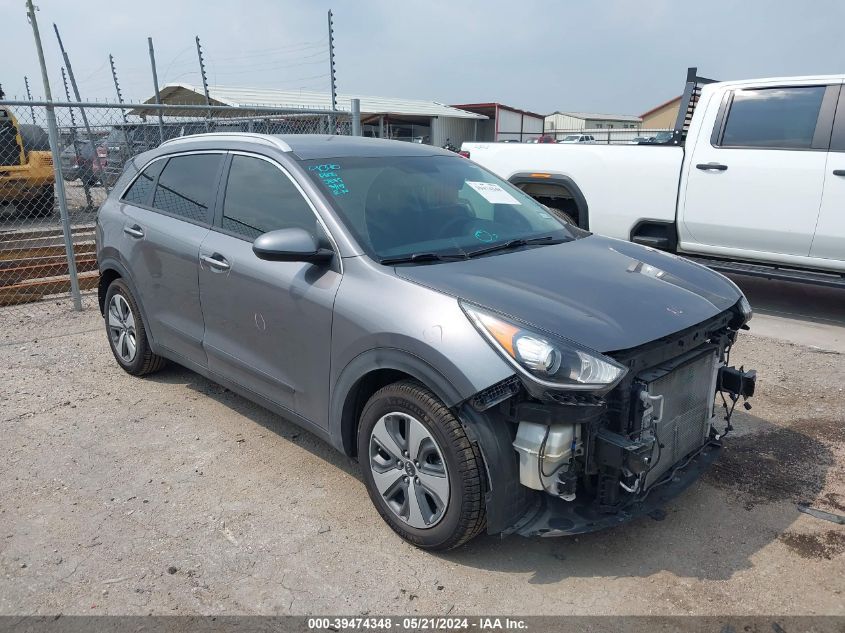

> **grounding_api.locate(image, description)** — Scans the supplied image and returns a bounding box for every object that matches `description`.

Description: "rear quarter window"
[121,159,164,206]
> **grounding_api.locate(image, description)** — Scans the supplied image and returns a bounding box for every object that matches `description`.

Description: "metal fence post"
[25,0,82,311]
[148,37,166,144]
[55,23,96,210]
[24,75,36,123]
[195,36,211,132]
[327,10,337,134]
[351,98,361,136]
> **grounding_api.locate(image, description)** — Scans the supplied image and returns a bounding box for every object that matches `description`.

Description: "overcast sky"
[1,0,843,115]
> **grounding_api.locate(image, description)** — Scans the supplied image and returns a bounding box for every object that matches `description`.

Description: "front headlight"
[462,303,627,390]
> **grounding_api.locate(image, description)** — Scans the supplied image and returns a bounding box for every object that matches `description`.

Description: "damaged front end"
[461,301,756,538]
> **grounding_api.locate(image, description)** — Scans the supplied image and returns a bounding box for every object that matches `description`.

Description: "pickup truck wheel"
[358,381,487,550]
[104,279,167,376]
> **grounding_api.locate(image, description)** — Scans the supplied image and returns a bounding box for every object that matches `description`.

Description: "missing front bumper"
[506,441,722,538]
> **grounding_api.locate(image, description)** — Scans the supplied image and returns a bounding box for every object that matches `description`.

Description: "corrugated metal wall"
[431,116,478,147]
[497,108,523,141]
[522,115,543,137]
[545,113,587,131]
[497,108,544,141]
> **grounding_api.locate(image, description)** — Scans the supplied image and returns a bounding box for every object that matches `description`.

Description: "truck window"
[720,86,825,149]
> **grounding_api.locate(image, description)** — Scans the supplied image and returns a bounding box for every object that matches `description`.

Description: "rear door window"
[151,154,222,224]
[221,155,319,240]
[720,86,826,149]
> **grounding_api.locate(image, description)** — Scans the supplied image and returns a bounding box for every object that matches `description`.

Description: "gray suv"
[96,133,756,550]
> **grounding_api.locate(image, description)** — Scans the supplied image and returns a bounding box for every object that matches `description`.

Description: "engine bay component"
[513,421,582,499]
[718,365,756,398]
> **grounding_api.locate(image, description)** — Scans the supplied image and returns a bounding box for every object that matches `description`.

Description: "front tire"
[104,279,166,376]
[358,381,486,550]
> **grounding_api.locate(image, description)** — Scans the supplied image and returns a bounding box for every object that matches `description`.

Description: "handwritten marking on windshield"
[309,163,350,196]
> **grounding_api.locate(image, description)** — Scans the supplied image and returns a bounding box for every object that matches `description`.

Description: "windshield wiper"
[466,235,569,258]
[379,251,469,265]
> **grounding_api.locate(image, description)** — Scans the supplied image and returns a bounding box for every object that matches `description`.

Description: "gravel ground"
[0,181,104,229]
[0,300,843,616]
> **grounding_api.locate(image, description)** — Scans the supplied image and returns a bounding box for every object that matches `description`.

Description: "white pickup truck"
[462,68,845,287]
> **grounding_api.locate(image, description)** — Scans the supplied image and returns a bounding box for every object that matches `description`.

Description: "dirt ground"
[0,299,843,616]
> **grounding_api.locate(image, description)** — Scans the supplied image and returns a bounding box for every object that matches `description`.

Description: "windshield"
[301,155,580,262]
[562,135,580,141]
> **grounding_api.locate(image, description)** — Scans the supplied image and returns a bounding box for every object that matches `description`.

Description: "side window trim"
[119,150,227,229]
[213,151,342,259]
[811,84,840,150]
[712,84,835,151]
[710,90,733,147]
[828,84,845,152]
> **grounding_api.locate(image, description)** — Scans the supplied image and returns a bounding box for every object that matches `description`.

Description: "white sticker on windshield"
[465,181,521,205]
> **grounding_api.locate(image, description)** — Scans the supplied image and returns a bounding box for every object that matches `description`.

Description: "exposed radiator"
[643,349,718,489]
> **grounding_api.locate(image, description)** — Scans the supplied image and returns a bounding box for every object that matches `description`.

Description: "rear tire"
[358,380,486,550]
[104,278,167,376]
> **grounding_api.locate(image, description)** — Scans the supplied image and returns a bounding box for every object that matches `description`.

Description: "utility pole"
[147,37,165,144]
[327,9,337,134]
[25,0,82,311]
[24,76,36,123]
[195,36,211,131]
[54,23,95,209]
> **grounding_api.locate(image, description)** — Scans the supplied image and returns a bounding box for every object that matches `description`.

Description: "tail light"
[458,150,470,159]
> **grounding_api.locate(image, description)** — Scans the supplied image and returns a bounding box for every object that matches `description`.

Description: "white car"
[557,134,596,144]
[461,68,845,287]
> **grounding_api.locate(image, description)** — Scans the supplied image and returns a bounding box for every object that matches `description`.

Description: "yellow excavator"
[0,86,55,216]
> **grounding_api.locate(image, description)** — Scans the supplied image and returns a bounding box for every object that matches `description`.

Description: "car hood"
[394,235,742,353]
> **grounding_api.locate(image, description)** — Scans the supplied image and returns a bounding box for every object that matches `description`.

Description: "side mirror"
[252,227,334,264]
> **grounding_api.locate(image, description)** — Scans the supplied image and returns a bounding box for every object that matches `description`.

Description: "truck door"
[811,85,845,265]
[680,83,839,260]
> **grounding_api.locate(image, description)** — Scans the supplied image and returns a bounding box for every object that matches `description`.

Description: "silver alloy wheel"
[369,412,450,529]
[107,294,138,363]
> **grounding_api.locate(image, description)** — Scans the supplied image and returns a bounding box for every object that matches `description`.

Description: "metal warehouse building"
[143,83,486,146]
[450,103,545,143]
[544,111,641,135]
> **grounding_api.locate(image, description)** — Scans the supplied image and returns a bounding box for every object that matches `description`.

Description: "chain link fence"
[546,128,673,144]
[0,99,356,312]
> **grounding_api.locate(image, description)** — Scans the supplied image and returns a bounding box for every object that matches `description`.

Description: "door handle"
[200,254,231,271]
[696,163,728,171]
[833,169,845,176]
[123,224,144,238]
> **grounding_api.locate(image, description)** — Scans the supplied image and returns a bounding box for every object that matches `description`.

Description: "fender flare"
[508,172,590,230]
[329,347,467,456]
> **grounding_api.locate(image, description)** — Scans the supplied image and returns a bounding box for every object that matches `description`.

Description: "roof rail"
[670,67,719,146]
[159,132,291,152]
